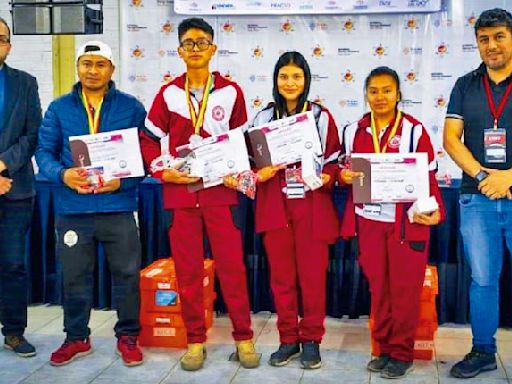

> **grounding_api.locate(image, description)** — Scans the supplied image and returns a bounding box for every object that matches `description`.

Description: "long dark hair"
[272,51,311,118]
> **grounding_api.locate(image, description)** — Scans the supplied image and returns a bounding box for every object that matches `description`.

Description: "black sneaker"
[300,341,321,369]
[367,354,390,372]
[4,335,36,358]
[381,358,413,379]
[268,343,300,367]
[450,348,497,379]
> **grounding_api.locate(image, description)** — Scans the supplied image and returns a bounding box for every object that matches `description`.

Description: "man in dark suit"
[0,17,42,358]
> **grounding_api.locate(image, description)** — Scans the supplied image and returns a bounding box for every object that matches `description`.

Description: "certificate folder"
[351,157,372,204]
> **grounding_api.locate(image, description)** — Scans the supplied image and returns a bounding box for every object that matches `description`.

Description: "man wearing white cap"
[36,41,146,367]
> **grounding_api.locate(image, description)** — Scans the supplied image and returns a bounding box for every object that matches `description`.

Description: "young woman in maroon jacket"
[250,51,341,369]
[339,66,445,379]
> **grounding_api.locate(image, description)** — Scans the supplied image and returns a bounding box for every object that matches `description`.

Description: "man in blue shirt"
[444,8,512,379]
[0,17,42,358]
[36,41,146,367]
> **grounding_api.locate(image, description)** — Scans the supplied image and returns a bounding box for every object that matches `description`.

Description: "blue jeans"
[0,198,33,337]
[459,193,512,354]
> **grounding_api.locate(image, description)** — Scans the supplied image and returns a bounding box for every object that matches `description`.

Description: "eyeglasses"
[180,39,212,52]
[0,35,10,45]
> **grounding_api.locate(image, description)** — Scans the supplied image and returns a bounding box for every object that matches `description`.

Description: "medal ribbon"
[81,89,103,135]
[370,110,402,153]
[276,101,308,120]
[483,75,512,129]
[186,74,213,135]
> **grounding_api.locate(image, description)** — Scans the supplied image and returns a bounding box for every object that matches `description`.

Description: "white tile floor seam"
[0,305,510,384]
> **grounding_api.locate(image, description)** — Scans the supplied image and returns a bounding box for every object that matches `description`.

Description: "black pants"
[0,198,33,337]
[56,212,141,340]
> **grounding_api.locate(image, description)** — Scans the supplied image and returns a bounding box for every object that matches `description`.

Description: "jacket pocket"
[459,193,474,205]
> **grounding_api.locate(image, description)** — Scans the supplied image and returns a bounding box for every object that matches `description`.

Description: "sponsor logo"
[309,21,328,31]
[405,17,419,30]
[127,24,146,32]
[162,72,175,83]
[431,72,452,80]
[280,19,294,33]
[338,47,360,56]
[217,49,238,57]
[404,70,418,82]
[223,71,233,81]
[338,99,359,108]
[369,21,392,30]
[342,18,355,32]
[131,46,145,58]
[402,47,423,55]
[161,21,174,34]
[212,3,235,10]
[247,24,268,32]
[401,98,422,108]
[312,95,324,105]
[130,0,143,7]
[158,49,178,58]
[251,96,263,109]
[466,13,477,27]
[342,70,355,83]
[312,45,324,57]
[222,21,234,32]
[156,0,172,5]
[373,44,387,57]
[462,43,477,53]
[436,42,448,56]
[408,0,430,8]
[252,46,263,59]
[311,74,328,82]
[435,95,447,108]
[270,2,291,9]
[249,74,268,82]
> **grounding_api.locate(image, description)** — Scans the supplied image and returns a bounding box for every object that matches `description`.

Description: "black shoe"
[4,335,36,358]
[268,343,301,367]
[367,354,390,372]
[300,341,321,370]
[450,348,497,379]
[381,358,413,379]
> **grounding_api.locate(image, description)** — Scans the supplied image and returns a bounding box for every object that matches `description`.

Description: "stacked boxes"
[370,265,439,360]
[139,258,215,348]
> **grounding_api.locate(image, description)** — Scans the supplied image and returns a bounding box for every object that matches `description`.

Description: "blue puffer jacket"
[35,82,147,215]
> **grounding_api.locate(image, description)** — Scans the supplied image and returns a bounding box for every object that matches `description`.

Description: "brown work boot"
[235,339,260,369]
[180,343,206,371]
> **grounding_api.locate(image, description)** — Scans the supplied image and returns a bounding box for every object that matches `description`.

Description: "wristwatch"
[474,170,489,183]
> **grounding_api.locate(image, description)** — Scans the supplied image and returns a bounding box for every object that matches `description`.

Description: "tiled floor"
[1,305,511,383]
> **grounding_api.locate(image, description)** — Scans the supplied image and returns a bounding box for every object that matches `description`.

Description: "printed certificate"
[351,153,430,203]
[69,127,145,180]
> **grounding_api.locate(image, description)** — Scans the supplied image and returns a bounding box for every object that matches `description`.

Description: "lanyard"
[276,101,308,120]
[370,110,402,153]
[483,75,512,129]
[186,74,213,135]
[81,89,103,135]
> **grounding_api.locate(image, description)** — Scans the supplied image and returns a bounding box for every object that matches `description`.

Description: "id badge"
[285,168,305,199]
[484,128,506,163]
[362,204,382,217]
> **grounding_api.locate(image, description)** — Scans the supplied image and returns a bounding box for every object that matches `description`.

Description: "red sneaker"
[50,339,92,366]
[117,336,143,367]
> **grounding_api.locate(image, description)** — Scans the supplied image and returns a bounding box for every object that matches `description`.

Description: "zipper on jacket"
[400,205,406,244]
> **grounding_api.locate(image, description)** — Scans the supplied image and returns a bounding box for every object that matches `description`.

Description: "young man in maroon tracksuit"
[139,17,259,371]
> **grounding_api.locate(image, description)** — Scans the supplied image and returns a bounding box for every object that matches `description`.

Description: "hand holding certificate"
[247,111,322,169]
[350,153,430,203]
[69,127,145,183]
[175,127,251,191]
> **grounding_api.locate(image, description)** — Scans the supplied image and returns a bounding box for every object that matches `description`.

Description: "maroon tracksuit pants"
[263,196,329,344]
[357,216,428,362]
[168,205,253,343]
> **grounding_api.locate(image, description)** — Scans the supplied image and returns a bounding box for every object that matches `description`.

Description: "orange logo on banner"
[374,45,385,56]
[343,19,354,31]
[223,71,233,81]
[312,95,324,105]
[251,97,263,109]
[343,70,354,82]
[406,18,418,29]
[406,71,417,82]
[161,21,174,33]
[281,19,294,32]
[435,95,446,108]
[437,43,448,55]
[312,45,323,57]
[132,46,144,58]
[252,46,263,59]
[222,21,234,32]
[467,14,477,26]
[162,72,173,83]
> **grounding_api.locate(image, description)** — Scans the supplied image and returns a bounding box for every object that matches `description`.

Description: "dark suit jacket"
[0,64,42,199]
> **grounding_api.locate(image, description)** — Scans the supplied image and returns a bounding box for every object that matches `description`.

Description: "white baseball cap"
[76,40,114,65]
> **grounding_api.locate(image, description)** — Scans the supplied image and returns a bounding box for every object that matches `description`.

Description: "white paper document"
[69,127,145,180]
[351,153,430,203]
